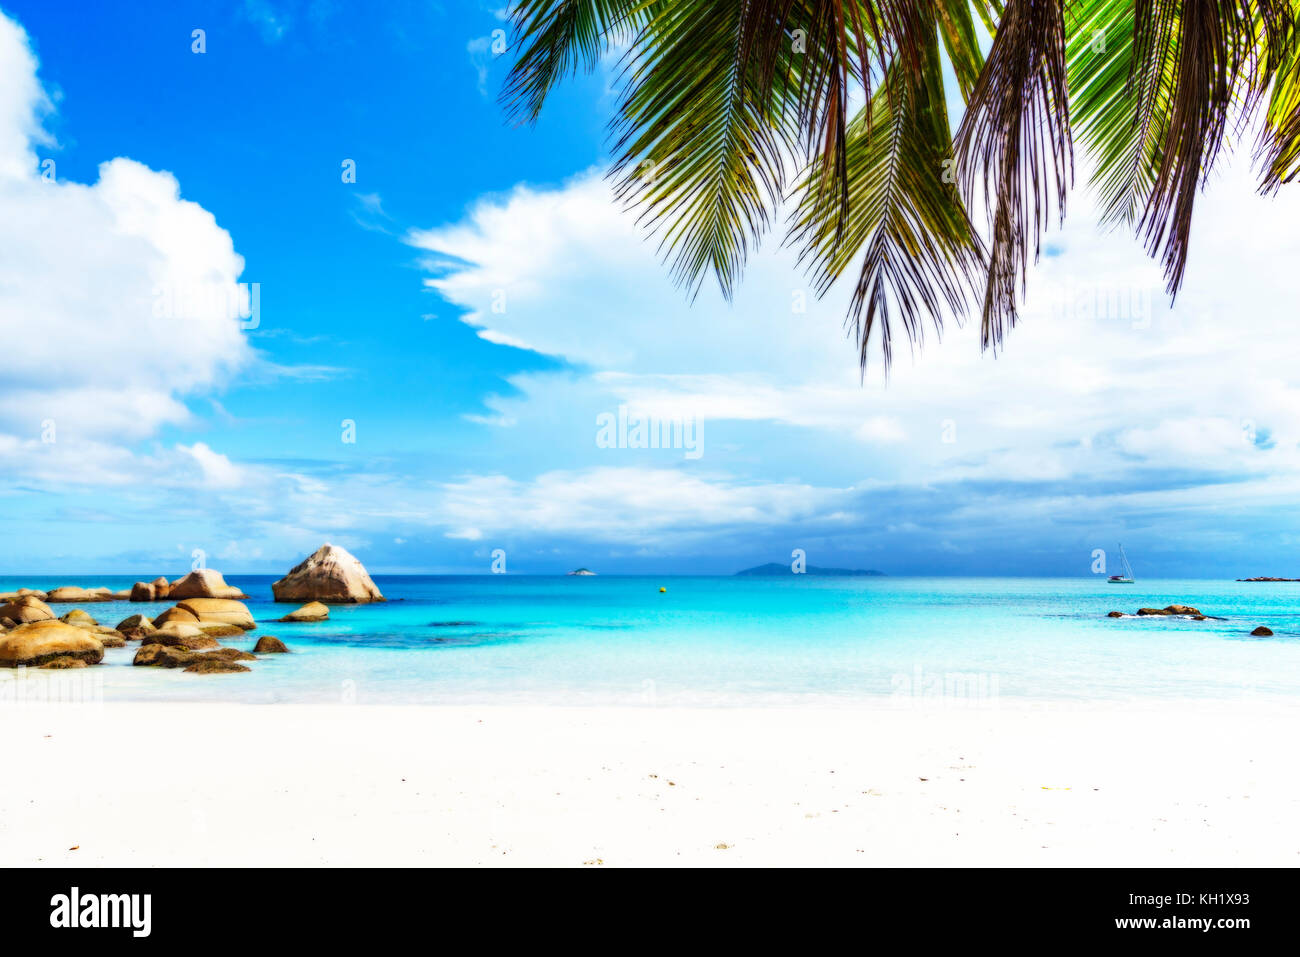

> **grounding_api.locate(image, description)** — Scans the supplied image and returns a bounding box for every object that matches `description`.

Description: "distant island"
[1237,576,1300,582]
[567,568,597,576]
[735,563,885,577]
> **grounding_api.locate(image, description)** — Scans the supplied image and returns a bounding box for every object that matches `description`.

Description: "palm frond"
[1258,6,1300,189]
[791,6,986,371]
[956,0,1073,352]
[1135,0,1290,296]
[607,2,797,299]
[1068,0,1175,228]
[502,0,645,124]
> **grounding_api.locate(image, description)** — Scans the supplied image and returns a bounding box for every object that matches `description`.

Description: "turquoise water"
[3,575,1300,705]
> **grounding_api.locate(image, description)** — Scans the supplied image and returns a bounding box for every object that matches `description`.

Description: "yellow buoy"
[659,586,667,593]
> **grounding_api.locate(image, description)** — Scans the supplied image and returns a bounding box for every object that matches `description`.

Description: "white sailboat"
[1108,544,1135,583]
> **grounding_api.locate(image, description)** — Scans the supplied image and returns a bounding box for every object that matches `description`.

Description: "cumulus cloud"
[0,12,255,447]
[409,152,1300,490]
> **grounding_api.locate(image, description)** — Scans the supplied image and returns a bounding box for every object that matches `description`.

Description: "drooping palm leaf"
[1068,0,1176,228]
[1257,3,1300,188]
[1135,0,1290,296]
[956,0,1073,352]
[502,0,646,124]
[501,0,1300,374]
[607,1,797,298]
[791,3,986,371]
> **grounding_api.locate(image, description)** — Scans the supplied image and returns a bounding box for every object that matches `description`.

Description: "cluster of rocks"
[0,586,131,603]
[126,569,249,602]
[1106,605,1276,636]
[0,544,381,674]
[0,595,289,674]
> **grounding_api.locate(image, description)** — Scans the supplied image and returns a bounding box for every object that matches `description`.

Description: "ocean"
[3,575,1299,706]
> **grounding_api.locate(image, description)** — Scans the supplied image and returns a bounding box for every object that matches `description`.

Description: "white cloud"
[0,12,255,451]
[410,152,1300,499]
[438,467,857,546]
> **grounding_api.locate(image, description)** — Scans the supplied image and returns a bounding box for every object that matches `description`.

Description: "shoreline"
[3,700,1296,867]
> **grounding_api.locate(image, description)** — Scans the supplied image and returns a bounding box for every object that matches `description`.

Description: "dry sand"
[2,700,1296,866]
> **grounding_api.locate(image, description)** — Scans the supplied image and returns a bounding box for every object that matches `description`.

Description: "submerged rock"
[1251,626,1274,636]
[40,657,89,670]
[203,647,257,662]
[194,622,246,638]
[0,620,104,667]
[133,644,201,668]
[271,543,384,604]
[252,635,289,654]
[1106,611,1124,618]
[184,659,251,674]
[278,601,329,622]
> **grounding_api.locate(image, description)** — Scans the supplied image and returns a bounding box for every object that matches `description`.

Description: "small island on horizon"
[567,568,597,576]
[735,563,886,577]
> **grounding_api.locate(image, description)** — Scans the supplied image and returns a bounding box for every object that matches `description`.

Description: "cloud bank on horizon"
[2,5,1299,577]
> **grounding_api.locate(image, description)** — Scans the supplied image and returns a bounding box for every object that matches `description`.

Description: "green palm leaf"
[791,11,985,370]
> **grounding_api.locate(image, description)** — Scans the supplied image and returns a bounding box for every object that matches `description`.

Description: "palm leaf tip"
[792,9,986,374]
[957,0,1073,353]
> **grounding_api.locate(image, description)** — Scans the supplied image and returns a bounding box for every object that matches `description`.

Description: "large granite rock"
[0,620,104,667]
[0,596,55,624]
[129,581,157,602]
[176,598,255,630]
[271,543,384,604]
[253,635,289,654]
[168,569,248,600]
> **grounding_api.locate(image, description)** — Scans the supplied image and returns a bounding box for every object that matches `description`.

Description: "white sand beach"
[2,700,1296,867]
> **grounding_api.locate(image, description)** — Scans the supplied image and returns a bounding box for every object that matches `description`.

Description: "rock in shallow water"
[271,543,384,604]
[133,644,201,668]
[115,614,155,639]
[0,620,104,667]
[252,635,289,654]
[203,647,257,662]
[168,569,248,600]
[278,601,329,622]
[1251,626,1274,636]
[184,659,251,674]
[40,657,89,669]
[0,596,55,624]
[176,598,255,630]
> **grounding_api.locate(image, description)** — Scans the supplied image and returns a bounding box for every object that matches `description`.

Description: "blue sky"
[2,1,1298,577]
